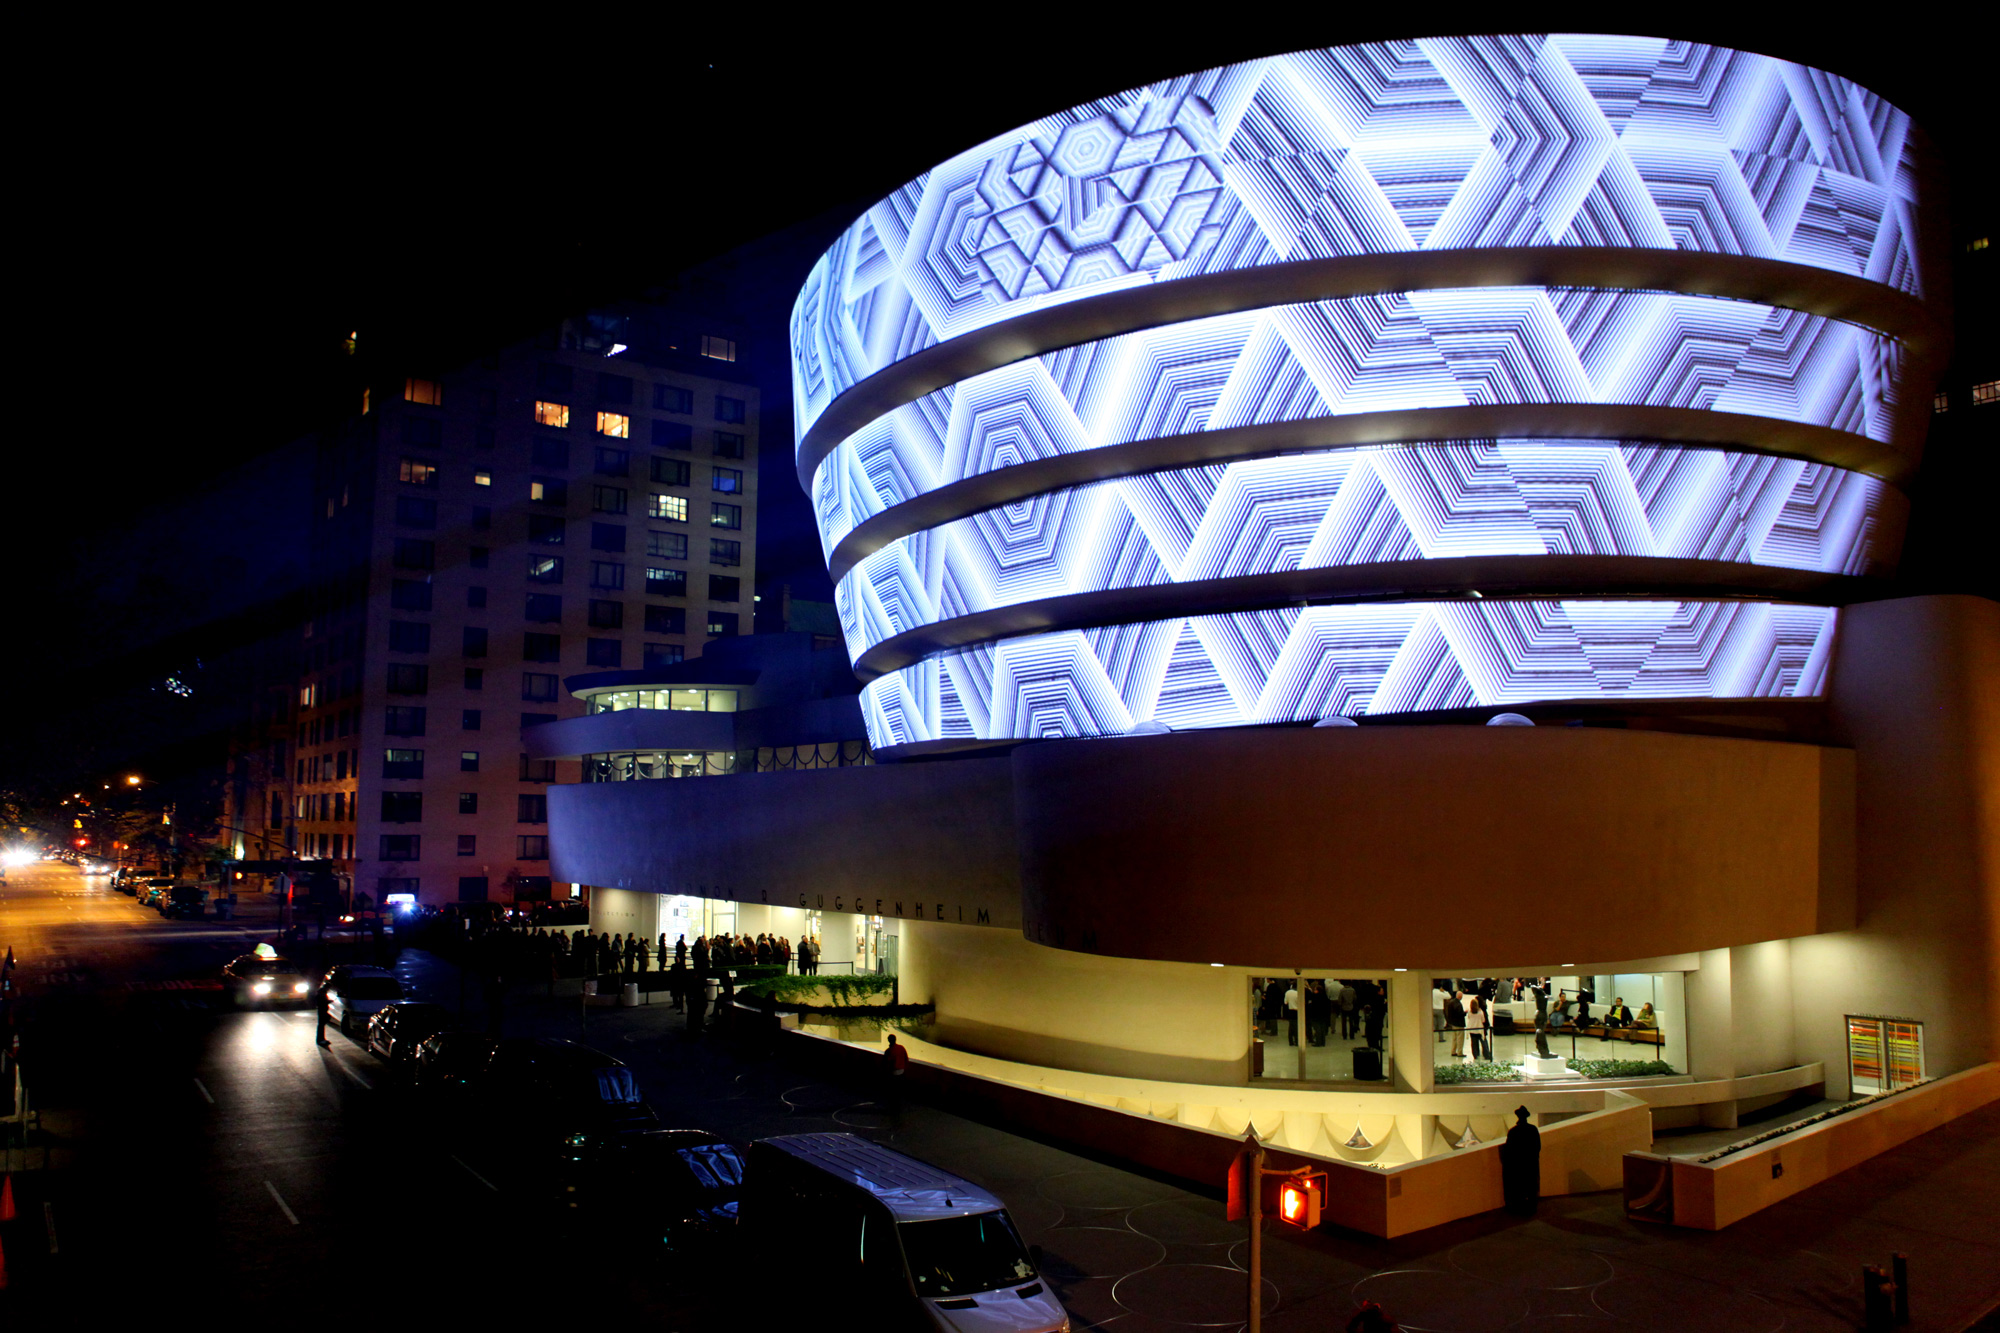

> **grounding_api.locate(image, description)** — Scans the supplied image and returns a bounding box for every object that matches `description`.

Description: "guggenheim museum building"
[541,32,1998,1181]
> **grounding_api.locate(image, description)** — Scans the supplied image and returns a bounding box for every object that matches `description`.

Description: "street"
[4,862,2000,1330]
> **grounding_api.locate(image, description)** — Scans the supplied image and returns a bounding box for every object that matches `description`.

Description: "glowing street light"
[126,775,142,786]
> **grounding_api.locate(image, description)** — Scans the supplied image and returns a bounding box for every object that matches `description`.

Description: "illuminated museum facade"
[552,36,1998,1134]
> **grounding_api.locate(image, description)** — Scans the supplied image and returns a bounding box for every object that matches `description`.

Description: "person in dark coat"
[667,957,689,1011]
[1499,1106,1541,1215]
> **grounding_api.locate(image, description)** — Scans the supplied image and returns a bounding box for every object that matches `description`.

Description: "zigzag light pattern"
[858,601,1839,746]
[833,444,1896,664]
[790,35,1931,449]
[810,289,1900,559]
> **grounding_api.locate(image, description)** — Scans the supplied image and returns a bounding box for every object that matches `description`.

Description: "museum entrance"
[1248,975,1390,1083]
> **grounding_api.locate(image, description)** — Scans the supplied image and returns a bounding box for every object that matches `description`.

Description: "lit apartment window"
[404,377,443,406]
[530,478,568,505]
[710,502,742,530]
[650,494,688,523]
[648,531,687,560]
[596,411,631,438]
[1974,381,2000,406]
[460,751,479,773]
[535,401,571,428]
[474,470,493,486]
[710,538,741,567]
[399,458,438,486]
[700,335,737,362]
[712,467,743,494]
[715,395,746,423]
[654,384,693,413]
[527,555,564,584]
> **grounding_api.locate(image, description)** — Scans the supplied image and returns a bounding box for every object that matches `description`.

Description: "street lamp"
[125,775,142,786]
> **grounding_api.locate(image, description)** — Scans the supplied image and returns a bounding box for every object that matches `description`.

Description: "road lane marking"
[263,1180,300,1225]
[193,1078,214,1105]
[451,1155,499,1192]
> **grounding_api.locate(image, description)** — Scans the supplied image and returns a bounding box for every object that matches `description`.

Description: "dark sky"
[8,14,1992,789]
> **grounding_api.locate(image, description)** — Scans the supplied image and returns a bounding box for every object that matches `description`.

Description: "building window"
[534,401,570,428]
[590,522,627,553]
[655,420,693,451]
[395,496,437,528]
[517,835,549,860]
[713,431,745,459]
[712,467,743,494]
[381,791,423,823]
[460,750,479,772]
[464,667,483,690]
[586,638,622,668]
[594,446,630,476]
[644,606,684,635]
[383,748,425,779]
[532,437,569,469]
[463,627,488,657]
[592,485,628,515]
[530,477,568,506]
[474,470,493,487]
[467,586,487,609]
[393,538,436,570]
[457,834,477,857]
[458,792,478,814]
[1975,380,2000,406]
[389,621,431,653]
[710,539,741,567]
[597,372,633,406]
[710,502,742,530]
[588,598,624,630]
[708,575,741,603]
[385,706,427,736]
[700,335,737,362]
[596,411,631,438]
[399,457,439,486]
[525,594,562,622]
[520,754,556,781]
[380,835,421,861]
[391,578,432,611]
[471,505,492,531]
[537,362,573,395]
[387,663,430,695]
[650,456,691,486]
[528,514,566,544]
[648,531,687,560]
[706,612,739,637]
[469,545,489,569]
[403,376,443,406]
[644,643,684,668]
[649,493,688,522]
[646,567,686,598]
[590,561,626,591]
[714,395,746,424]
[654,384,692,413]
[523,632,561,662]
[518,794,548,823]
[1933,391,1950,414]
[522,672,559,702]
[462,708,481,730]
[528,555,564,584]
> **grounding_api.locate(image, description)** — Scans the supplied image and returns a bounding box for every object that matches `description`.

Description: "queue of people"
[1255,978,1387,1051]
[1432,977,1661,1060]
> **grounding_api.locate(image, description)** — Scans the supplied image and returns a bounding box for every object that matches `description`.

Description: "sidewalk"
[394,948,2000,1332]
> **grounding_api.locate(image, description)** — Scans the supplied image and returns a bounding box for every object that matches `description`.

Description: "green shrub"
[1570,1058,1678,1079]
[1432,1061,1521,1084]
[741,973,894,1007]
[1431,1058,1679,1084]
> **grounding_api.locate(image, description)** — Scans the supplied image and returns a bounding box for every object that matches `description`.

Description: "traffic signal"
[1275,1173,1323,1230]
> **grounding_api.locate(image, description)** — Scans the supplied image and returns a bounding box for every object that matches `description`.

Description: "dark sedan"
[412,1031,498,1091]
[365,1002,452,1067]
[582,1129,744,1253]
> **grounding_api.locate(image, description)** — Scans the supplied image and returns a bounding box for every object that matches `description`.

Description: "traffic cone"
[0,1173,14,1221]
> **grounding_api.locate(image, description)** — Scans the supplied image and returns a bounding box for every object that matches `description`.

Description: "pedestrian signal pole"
[1228,1129,1326,1333]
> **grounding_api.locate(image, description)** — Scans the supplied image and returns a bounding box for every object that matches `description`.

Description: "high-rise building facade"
[222,306,761,908]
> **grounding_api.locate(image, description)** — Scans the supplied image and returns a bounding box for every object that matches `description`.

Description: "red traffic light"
[73,837,88,848]
[1276,1174,1323,1230]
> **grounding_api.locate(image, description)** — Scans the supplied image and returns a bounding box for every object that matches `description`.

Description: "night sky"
[9,15,1993,794]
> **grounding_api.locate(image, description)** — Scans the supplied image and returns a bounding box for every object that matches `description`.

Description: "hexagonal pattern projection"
[860,600,1838,747]
[833,443,1896,666]
[790,34,1934,446]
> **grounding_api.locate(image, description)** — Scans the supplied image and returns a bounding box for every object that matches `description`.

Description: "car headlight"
[252,982,272,995]
[293,981,310,994]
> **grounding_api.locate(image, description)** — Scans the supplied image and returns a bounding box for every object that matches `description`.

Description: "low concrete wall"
[1629,1063,2000,1230]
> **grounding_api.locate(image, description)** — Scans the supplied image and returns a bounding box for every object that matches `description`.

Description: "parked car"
[464,1039,658,1185]
[222,953,314,1008]
[742,1133,1068,1332]
[163,884,207,919]
[323,966,405,1035]
[581,1129,744,1253]
[412,1031,497,1091]
[365,1002,451,1066]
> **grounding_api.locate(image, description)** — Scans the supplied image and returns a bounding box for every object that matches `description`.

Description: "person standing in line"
[667,955,688,1012]
[1466,994,1489,1060]
[1284,980,1301,1046]
[637,936,651,977]
[1338,980,1358,1039]
[1446,989,1467,1058]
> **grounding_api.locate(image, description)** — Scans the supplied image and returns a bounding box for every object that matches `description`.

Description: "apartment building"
[222,305,760,908]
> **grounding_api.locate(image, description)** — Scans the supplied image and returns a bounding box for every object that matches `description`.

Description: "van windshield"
[899,1210,1036,1299]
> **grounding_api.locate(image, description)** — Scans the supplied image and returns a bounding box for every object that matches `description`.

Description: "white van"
[743,1132,1069,1332]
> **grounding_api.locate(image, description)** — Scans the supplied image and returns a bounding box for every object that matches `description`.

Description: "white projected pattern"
[810,288,1900,560]
[791,34,1929,449]
[834,444,1893,665]
[860,601,1838,746]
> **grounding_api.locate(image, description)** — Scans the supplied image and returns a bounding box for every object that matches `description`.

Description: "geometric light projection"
[859,600,1840,747]
[834,444,1897,665]
[792,36,1937,752]
[792,35,1933,445]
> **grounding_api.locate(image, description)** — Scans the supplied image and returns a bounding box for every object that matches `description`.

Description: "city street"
[4,862,1999,1329]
